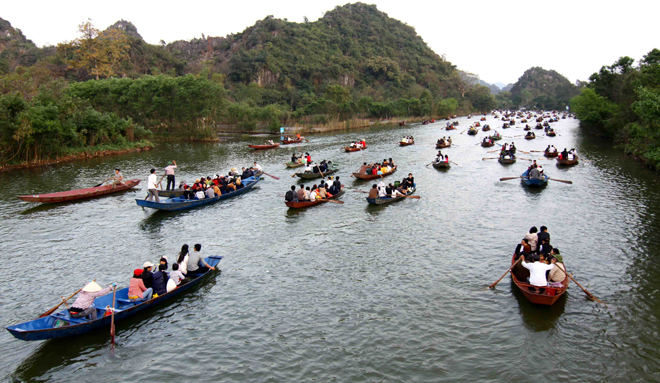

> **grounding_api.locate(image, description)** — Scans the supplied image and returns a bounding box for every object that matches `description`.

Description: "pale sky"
[3,0,657,86]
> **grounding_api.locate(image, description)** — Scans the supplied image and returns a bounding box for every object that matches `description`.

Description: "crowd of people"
[367,173,415,199]
[545,145,558,154]
[514,226,566,290]
[285,177,342,202]
[358,159,396,175]
[436,137,452,146]
[303,160,333,174]
[499,142,517,159]
[559,148,577,160]
[526,160,544,179]
[67,244,215,321]
[175,164,262,200]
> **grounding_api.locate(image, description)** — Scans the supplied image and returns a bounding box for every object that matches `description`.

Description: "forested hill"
[0,17,47,72]
[508,67,579,110]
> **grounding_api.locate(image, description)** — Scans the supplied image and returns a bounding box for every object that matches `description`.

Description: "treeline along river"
[1,116,659,382]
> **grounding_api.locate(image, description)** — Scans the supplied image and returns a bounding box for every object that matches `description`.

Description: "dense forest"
[570,49,660,169]
[0,3,573,168]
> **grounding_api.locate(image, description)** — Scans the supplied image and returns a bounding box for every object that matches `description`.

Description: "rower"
[368,184,379,199]
[253,162,262,172]
[112,169,124,189]
[69,281,114,321]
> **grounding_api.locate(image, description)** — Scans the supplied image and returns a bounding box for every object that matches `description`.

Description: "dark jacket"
[141,270,154,289]
[152,271,169,295]
[285,190,297,202]
[537,231,550,245]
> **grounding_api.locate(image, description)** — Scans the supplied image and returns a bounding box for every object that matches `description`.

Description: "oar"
[425,162,433,167]
[38,279,96,318]
[304,138,310,143]
[549,178,573,184]
[482,157,499,160]
[518,150,531,154]
[110,284,117,349]
[94,179,111,187]
[500,176,522,181]
[291,170,301,178]
[518,158,533,161]
[324,199,344,204]
[353,190,368,193]
[487,149,499,153]
[262,172,280,180]
[488,257,522,289]
[563,271,603,303]
[460,128,469,134]
[451,161,459,166]
[530,150,545,152]
[402,195,421,199]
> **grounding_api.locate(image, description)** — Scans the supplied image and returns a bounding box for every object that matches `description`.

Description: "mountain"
[508,67,579,109]
[106,20,143,40]
[0,17,45,73]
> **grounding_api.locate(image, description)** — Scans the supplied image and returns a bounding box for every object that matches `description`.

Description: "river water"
[1,115,659,382]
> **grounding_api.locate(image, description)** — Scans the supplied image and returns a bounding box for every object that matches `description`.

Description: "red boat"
[247,143,280,150]
[510,253,569,305]
[17,179,141,203]
[285,188,345,208]
[399,141,415,146]
[281,138,304,145]
[352,166,397,180]
[344,147,363,152]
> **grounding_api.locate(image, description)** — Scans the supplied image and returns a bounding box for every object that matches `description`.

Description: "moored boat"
[352,166,397,180]
[17,179,141,203]
[6,256,223,341]
[510,253,569,305]
[247,143,280,150]
[285,188,345,208]
[135,176,261,211]
[366,184,416,204]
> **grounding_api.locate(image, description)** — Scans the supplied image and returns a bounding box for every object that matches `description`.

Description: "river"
[1,115,659,382]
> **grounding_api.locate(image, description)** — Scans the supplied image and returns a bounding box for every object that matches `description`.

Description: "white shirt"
[178,254,189,275]
[309,190,318,200]
[148,173,158,189]
[254,163,263,171]
[521,260,555,286]
[165,165,177,175]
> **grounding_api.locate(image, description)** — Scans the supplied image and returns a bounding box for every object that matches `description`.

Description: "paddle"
[291,170,301,178]
[549,178,573,184]
[402,195,421,199]
[353,190,368,193]
[94,179,111,187]
[451,161,459,166]
[499,176,522,181]
[518,150,531,154]
[324,199,344,204]
[518,158,533,162]
[482,157,499,160]
[489,257,522,289]
[530,150,545,152]
[487,149,499,153]
[460,128,469,134]
[562,270,603,303]
[262,172,280,180]
[110,284,117,349]
[38,279,97,318]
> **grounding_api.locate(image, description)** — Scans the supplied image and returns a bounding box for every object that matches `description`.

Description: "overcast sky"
[3,0,657,86]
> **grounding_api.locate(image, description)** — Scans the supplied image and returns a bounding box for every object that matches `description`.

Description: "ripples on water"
[1,117,660,382]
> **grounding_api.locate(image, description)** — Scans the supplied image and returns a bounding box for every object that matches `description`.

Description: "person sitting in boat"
[510,143,517,155]
[368,184,379,199]
[152,264,169,297]
[331,176,341,195]
[297,185,306,201]
[401,137,407,143]
[514,238,532,260]
[302,186,311,200]
[236,177,245,190]
[483,137,493,145]
[112,169,124,189]
[559,148,568,160]
[568,148,577,160]
[168,263,186,292]
[538,237,552,255]
[291,154,300,164]
[68,281,114,321]
[205,185,215,198]
[296,133,301,140]
[435,151,443,162]
[241,167,254,179]
[359,162,369,174]
[443,155,450,163]
[187,244,215,274]
[285,185,299,202]
[548,250,566,283]
[388,158,395,167]
[304,163,313,173]
[521,253,557,288]
[211,183,221,196]
[284,136,291,142]
[377,181,387,197]
[402,173,415,188]
[305,153,312,165]
[524,227,539,252]
[447,137,452,145]
[309,185,319,200]
[176,245,190,276]
[318,183,329,199]
[129,269,153,303]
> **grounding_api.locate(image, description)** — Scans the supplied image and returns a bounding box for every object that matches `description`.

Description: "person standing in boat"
[164,161,177,191]
[146,169,161,203]
[69,281,114,321]
[111,169,124,189]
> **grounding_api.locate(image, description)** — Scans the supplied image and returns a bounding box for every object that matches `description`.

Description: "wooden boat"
[135,176,261,211]
[474,122,481,127]
[523,126,531,131]
[535,124,544,130]
[481,140,495,147]
[502,123,510,129]
[281,138,304,145]
[557,155,579,166]
[544,150,559,158]
[436,142,451,148]
[432,161,450,169]
[366,184,416,204]
[6,256,223,341]
[285,161,305,168]
[344,147,363,152]
[480,117,487,121]
[498,156,516,164]
[482,125,491,131]
[296,167,339,180]
[510,253,569,305]
[285,187,345,208]
[352,166,397,180]
[546,130,557,137]
[525,132,536,140]
[17,179,141,203]
[521,169,548,187]
[247,143,279,150]
[446,126,457,131]
[158,172,263,198]
[490,132,502,141]
[467,128,478,135]
[399,141,415,146]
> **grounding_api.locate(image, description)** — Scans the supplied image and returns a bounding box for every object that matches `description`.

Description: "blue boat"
[366,184,416,204]
[6,256,222,341]
[521,169,548,187]
[135,176,262,211]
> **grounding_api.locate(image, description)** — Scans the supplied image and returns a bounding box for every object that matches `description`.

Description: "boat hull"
[281,139,304,145]
[344,147,364,152]
[498,157,516,164]
[17,179,141,203]
[399,142,415,146]
[248,144,279,149]
[285,188,345,208]
[510,253,568,305]
[432,162,450,169]
[6,256,222,341]
[352,166,397,180]
[436,143,451,148]
[285,161,305,168]
[296,168,338,179]
[557,157,578,166]
[521,170,548,187]
[366,185,416,204]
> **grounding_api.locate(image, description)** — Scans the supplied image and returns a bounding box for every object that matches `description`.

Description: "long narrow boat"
[135,176,261,211]
[17,179,141,203]
[285,161,305,168]
[285,187,345,209]
[510,253,569,305]
[296,167,339,180]
[366,184,416,205]
[557,156,579,166]
[6,256,222,341]
[399,141,415,146]
[247,143,280,150]
[432,161,450,169]
[281,138,304,145]
[352,166,397,180]
[158,172,263,198]
[521,169,548,187]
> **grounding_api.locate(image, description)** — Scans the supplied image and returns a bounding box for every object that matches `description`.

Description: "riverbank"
[0,141,154,173]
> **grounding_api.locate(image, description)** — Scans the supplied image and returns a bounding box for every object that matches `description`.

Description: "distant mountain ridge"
[509,67,579,109]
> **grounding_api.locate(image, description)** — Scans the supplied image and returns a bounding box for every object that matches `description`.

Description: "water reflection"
[511,280,567,332]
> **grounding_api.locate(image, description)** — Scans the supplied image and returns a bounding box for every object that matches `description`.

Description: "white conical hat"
[82,281,102,293]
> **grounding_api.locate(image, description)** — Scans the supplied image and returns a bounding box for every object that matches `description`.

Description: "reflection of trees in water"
[511,280,566,332]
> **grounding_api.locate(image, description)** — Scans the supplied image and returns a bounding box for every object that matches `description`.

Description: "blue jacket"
[152,271,169,295]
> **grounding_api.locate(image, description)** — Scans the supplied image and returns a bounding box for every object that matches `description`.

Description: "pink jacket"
[128,278,147,299]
